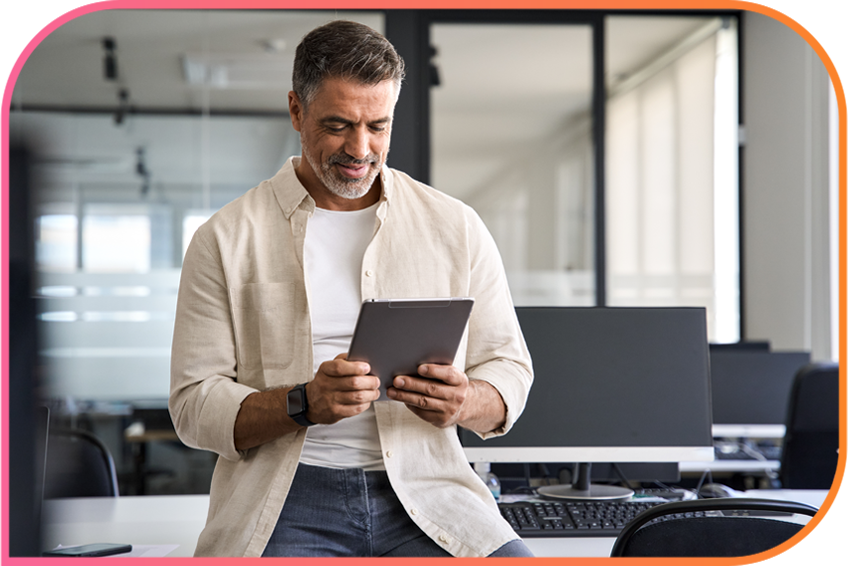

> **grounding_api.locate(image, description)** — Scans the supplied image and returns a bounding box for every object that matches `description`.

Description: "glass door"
[430,22,596,306]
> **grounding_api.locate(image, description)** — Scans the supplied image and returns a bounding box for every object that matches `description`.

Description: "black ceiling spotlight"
[136,147,151,196]
[102,37,118,81]
[429,45,441,87]
[113,88,130,125]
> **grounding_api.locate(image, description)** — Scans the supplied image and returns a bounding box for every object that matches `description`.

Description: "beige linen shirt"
[169,156,533,557]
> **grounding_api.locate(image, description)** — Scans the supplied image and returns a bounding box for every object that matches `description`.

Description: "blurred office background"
[7,9,838,501]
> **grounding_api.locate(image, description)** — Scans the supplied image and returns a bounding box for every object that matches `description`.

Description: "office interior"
[6,7,841,557]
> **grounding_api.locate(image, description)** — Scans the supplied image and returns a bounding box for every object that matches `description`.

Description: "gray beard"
[301,139,382,200]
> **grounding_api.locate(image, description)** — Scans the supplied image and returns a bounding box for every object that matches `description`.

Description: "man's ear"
[288,91,304,133]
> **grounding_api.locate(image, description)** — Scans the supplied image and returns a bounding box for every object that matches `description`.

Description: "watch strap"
[287,383,316,427]
[290,412,316,427]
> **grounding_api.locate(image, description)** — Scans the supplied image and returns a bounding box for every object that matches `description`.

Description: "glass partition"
[605,16,740,342]
[430,23,596,306]
[11,10,385,404]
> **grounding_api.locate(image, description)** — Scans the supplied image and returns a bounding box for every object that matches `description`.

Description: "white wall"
[742,12,835,360]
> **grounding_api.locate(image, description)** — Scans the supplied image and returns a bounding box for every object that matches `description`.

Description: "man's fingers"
[320,357,371,378]
[392,375,447,399]
[417,364,464,386]
[387,387,445,411]
[346,374,381,391]
[318,373,380,394]
[387,365,470,428]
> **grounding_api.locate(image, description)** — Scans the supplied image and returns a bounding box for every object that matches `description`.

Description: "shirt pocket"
[230,283,295,371]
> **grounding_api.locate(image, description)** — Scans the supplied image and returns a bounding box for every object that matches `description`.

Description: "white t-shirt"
[300,203,385,471]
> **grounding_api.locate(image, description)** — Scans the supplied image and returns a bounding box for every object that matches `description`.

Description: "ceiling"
[13,10,383,113]
[13,10,715,112]
[11,10,719,200]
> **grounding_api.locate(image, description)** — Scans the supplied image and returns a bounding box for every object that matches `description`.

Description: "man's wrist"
[457,379,506,433]
[455,379,479,428]
[286,383,317,427]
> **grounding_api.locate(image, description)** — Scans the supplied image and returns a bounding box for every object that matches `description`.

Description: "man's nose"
[344,128,370,160]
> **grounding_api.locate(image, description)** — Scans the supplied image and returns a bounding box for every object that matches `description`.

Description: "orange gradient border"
[2,1,845,565]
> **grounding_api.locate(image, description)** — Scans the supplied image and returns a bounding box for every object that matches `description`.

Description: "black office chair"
[44,428,120,498]
[780,362,839,489]
[610,498,818,557]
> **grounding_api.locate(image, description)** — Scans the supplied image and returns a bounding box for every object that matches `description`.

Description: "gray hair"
[292,20,406,110]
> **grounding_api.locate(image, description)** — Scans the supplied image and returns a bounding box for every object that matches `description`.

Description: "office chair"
[610,498,818,557]
[44,428,120,498]
[780,362,839,489]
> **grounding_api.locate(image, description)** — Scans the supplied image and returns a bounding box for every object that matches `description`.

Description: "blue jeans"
[261,463,534,557]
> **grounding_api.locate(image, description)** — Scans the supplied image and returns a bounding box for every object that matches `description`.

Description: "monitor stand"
[536,463,634,501]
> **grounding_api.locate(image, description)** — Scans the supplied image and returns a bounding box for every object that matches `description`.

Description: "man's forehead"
[306,78,397,121]
[312,77,397,103]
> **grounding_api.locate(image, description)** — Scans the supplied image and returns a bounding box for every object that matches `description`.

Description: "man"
[169,20,533,557]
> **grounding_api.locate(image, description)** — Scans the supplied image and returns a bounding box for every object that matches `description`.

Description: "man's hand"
[387,364,509,433]
[386,364,470,428]
[306,353,381,425]
[234,353,379,451]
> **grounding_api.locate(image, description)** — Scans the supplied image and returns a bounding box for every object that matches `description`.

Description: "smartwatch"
[286,383,316,427]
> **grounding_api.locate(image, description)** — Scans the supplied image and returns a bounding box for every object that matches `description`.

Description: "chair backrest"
[610,498,818,557]
[44,428,119,498]
[780,362,839,489]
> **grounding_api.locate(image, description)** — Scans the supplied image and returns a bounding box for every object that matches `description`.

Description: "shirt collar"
[271,156,314,219]
[376,164,392,221]
[272,156,394,219]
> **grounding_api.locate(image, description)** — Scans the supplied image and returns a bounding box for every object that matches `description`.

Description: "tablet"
[348,298,474,400]
[43,543,133,557]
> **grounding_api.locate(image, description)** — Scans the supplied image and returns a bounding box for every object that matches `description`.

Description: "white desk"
[43,495,209,558]
[679,459,781,473]
[42,490,829,558]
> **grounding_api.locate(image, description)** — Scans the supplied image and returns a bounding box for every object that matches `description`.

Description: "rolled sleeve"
[466,360,531,439]
[463,208,533,439]
[169,229,256,461]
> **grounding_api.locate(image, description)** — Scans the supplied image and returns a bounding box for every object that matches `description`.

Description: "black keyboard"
[499,497,796,538]
[499,500,666,538]
[714,445,781,461]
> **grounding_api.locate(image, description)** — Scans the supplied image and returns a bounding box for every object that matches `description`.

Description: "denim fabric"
[261,463,533,557]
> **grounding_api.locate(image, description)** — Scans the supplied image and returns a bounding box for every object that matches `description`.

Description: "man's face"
[289,77,397,207]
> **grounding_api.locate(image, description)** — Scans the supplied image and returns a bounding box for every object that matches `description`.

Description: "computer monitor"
[709,341,771,352]
[460,307,714,500]
[709,348,811,438]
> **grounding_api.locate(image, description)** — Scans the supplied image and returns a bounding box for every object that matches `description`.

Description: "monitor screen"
[460,307,714,463]
[709,348,810,438]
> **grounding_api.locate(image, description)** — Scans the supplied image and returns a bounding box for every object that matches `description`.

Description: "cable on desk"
[694,469,713,498]
[611,463,637,492]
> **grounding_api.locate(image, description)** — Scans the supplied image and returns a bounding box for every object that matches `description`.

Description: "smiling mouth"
[336,162,370,178]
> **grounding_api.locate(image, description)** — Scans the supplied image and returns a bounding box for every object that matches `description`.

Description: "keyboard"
[714,445,781,461]
[499,500,666,538]
[499,498,793,538]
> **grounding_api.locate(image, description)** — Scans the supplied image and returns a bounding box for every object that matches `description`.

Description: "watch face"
[287,387,305,415]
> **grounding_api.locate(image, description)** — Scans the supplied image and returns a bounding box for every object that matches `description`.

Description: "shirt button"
[365,270,374,277]
[386,450,393,458]
[410,508,418,515]
[439,534,450,544]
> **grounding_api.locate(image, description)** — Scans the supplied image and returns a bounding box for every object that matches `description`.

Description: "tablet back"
[348,298,474,399]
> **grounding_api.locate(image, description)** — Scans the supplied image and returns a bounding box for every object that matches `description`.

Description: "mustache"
[327,153,379,166]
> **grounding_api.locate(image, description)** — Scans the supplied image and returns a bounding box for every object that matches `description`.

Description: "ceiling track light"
[102,37,118,81]
[136,147,151,196]
[113,88,131,126]
[429,45,441,87]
